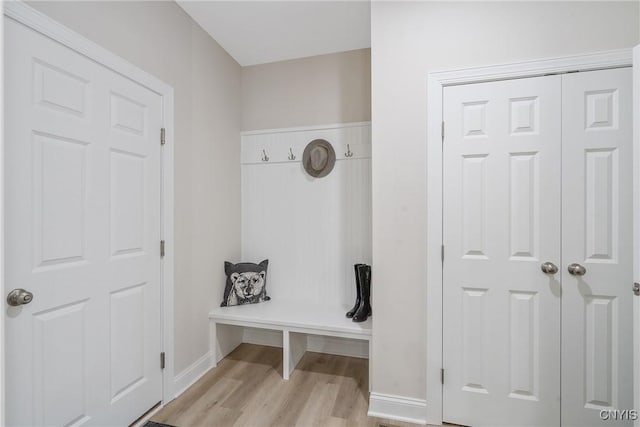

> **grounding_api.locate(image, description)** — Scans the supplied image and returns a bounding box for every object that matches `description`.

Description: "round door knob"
[567,263,587,276]
[540,262,559,274]
[7,288,33,306]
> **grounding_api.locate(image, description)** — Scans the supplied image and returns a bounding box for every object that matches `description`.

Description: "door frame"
[2,0,176,416]
[426,48,634,425]
[633,44,640,427]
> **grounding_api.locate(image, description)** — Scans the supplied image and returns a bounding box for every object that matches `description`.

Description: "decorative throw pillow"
[221,259,270,307]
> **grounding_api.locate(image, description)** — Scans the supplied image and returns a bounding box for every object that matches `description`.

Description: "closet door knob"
[540,262,558,274]
[568,263,586,276]
[7,288,33,306]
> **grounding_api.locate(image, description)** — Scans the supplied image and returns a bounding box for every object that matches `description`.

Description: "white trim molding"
[368,392,427,425]
[241,121,371,137]
[431,48,632,86]
[0,9,5,427]
[4,0,177,405]
[426,48,633,425]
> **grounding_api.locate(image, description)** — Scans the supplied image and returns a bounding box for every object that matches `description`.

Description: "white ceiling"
[176,1,371,66]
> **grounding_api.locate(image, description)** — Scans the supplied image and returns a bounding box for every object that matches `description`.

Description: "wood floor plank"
[332,357,368,419]
[155,377,236,424]
[295,381,339,426]
[221,354,279,410]
[264,365,320,426]
[151,343,431,427]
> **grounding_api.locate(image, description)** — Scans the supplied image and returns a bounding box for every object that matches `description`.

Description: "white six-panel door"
[561,68,634,426]
[5,18,163,426]
[443,68,633,427]
[443,75,562,427]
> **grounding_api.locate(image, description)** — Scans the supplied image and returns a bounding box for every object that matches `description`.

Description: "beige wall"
[370,0,640,401]
[27,1,242,376]
[241,48,371,130]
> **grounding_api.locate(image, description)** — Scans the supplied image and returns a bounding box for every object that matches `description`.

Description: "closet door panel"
[562,67,634,427]
[442,75,562,427]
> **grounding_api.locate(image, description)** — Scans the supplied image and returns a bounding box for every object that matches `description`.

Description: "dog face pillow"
[221,260,270,307]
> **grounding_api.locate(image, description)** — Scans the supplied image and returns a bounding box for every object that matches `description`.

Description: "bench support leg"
[210,322,218,368]
[283,329,307,380]
[283,330,290,380]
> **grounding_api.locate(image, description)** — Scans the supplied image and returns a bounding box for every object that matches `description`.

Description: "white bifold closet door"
[443,75,562,427]
[443,67,633,427]
[561,68,633,426]
[5,18,163,426]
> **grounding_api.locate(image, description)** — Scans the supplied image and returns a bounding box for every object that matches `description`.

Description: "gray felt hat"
[302,139,336,178]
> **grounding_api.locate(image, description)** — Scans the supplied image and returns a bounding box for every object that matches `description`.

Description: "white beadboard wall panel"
[241,123,372,308]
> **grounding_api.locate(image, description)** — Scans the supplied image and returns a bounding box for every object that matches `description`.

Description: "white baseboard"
[242,327,368,359]
[172,351,215,399]
[367,392,427,425]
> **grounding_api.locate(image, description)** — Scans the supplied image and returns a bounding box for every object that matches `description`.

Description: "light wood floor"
[152,343,430,427]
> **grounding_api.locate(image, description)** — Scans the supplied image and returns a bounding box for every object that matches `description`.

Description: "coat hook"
[261,149,269,162]
[288,148,296,161]
[345,144,353,158]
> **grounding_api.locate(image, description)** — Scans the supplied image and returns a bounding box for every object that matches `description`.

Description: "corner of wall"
[172,351,216,399]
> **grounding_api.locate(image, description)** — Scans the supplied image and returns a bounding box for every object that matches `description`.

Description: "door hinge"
[160,240,165,258]
[441,121,445,142]
[634,282,640,296]
[441,368,444,384]
[441,244,444,263]
[160,128,166,145]
[160,352,165,370]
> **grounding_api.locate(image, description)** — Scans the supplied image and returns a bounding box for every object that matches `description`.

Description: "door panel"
[33,301,90,426]
[443,75,562,427]
[5,18,162,426]
[561,68,633,427]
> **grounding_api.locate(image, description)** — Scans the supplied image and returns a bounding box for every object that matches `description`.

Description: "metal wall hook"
[288,148,296,161]
[261,149,269,162]
[345,144,353,158]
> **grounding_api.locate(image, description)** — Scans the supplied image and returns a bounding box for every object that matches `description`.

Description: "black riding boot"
[352,264,371,322]
[346,263,365,318]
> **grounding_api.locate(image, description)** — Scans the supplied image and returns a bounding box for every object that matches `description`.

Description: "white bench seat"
[209,299,372,380]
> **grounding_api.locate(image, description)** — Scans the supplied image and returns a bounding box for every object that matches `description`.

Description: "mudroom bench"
[209,299,372,381]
